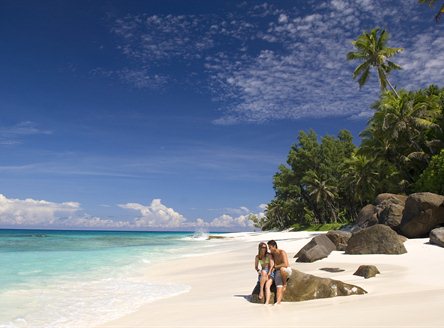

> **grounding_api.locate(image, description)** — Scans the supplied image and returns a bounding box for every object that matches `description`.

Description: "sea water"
[0,229,214,328]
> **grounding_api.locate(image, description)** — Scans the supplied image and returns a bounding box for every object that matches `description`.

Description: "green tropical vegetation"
[257,26,444,231]
[346,28,403,97]
[415,149,444,194]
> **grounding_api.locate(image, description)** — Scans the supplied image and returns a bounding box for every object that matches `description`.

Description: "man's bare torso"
[272,249,286,266]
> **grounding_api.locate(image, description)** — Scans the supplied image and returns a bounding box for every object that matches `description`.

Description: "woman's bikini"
[258,255,274,278]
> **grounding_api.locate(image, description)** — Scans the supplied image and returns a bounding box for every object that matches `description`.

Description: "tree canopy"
[259,26,443,231]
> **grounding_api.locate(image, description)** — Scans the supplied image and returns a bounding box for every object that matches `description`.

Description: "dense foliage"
[415,149,444,194]
[257,21,444,231]
[260,86,444,231]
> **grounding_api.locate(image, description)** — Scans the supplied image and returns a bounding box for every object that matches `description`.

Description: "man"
[267,240,292,304]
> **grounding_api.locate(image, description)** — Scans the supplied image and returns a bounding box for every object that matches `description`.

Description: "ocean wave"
[180,231,209,241]
[0,277,190,328]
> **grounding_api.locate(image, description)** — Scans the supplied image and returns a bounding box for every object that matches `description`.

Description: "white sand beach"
[99,231,444,328]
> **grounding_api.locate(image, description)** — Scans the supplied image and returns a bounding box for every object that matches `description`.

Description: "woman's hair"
[257,242,268,259]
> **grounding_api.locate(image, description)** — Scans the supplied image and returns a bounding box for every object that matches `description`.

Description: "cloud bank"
[0,194,263,230]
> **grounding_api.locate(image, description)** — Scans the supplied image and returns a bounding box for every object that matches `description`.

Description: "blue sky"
[0,0,443,231]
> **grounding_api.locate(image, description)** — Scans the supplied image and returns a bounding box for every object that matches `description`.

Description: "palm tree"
[302,171,338,223]
[359,89,442,190]
[342,154,380,206]
[419,0,444,22]
[373,90,440,156]
[347,28,403,97]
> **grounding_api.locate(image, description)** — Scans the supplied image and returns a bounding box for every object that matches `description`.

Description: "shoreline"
[98,231,444,328]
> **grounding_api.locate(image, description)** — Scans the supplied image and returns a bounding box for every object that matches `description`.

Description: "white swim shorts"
[274,267,292,287]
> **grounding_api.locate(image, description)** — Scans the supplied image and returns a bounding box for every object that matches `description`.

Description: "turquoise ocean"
[0,229,215,328]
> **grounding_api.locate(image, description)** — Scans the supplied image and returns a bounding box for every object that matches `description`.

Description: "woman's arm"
[254,255,260,273]
[268,255,275,275]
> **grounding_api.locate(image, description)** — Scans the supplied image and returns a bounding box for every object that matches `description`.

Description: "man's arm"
[282,250,289,267]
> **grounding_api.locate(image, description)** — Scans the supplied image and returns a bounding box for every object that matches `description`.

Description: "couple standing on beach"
[254,240,292,305]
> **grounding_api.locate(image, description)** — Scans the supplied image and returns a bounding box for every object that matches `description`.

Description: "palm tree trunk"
[380,68,400,98]
[386,78,400,98]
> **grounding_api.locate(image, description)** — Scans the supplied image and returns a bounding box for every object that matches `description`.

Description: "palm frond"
[377,66,388,90]
[406,151,429,161]
[381,47,404,58]
[377,29,388,48]
[385,60,403,72]
[436,4,444,21]
[414,117,438,129]
[353,61,370,78]
[346,51,367,60]
[357,66,370,88]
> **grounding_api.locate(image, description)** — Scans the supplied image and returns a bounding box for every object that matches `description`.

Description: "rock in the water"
[326,230,352,251]
[353,265,380,279]
[207,235,225,239]
[430,227,444,248]
[294,235,336,262]
[250,269,366,303]
[345,224,407,255]
[319,267,345,273]
[399,192,444,238]
[356,204,378,228]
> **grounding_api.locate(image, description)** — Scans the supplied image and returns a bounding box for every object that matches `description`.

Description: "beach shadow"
[233,294,251,301]
[424,241,443,248]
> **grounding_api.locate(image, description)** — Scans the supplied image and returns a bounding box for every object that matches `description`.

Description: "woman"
[254,242,274,304]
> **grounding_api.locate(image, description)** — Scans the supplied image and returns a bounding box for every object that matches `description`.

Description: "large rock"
[294,235,336,262]
[378,202,404,229]
[375,193,408,206]
[250,282,277,304]
[430,227,444,248]
[345,224,407,255]
[353,265,380,279]
[250,269,367,303]
[326,230,352,251]
[356,204,378,228]
[399,193,444,238]
[375,194,407,230]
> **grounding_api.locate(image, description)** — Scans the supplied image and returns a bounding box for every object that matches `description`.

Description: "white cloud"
[0,194,80,225]
[91,67,168,90]
[103,1,442,124]
[203,204,265,228]
[348,110,373,121]
[119,200,262,229]
[396,32,444,90]
[0,121,52,145]
[0,194,264,230]
[119,199,186,228]
[57,215,131,229]
[0,194,133,229]
[278,14,288,23]
[111,14,216,63]
[258,203,267,211]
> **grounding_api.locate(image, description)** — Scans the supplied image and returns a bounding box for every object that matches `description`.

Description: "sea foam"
[0,277,190,328]
[0,230,198,328]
